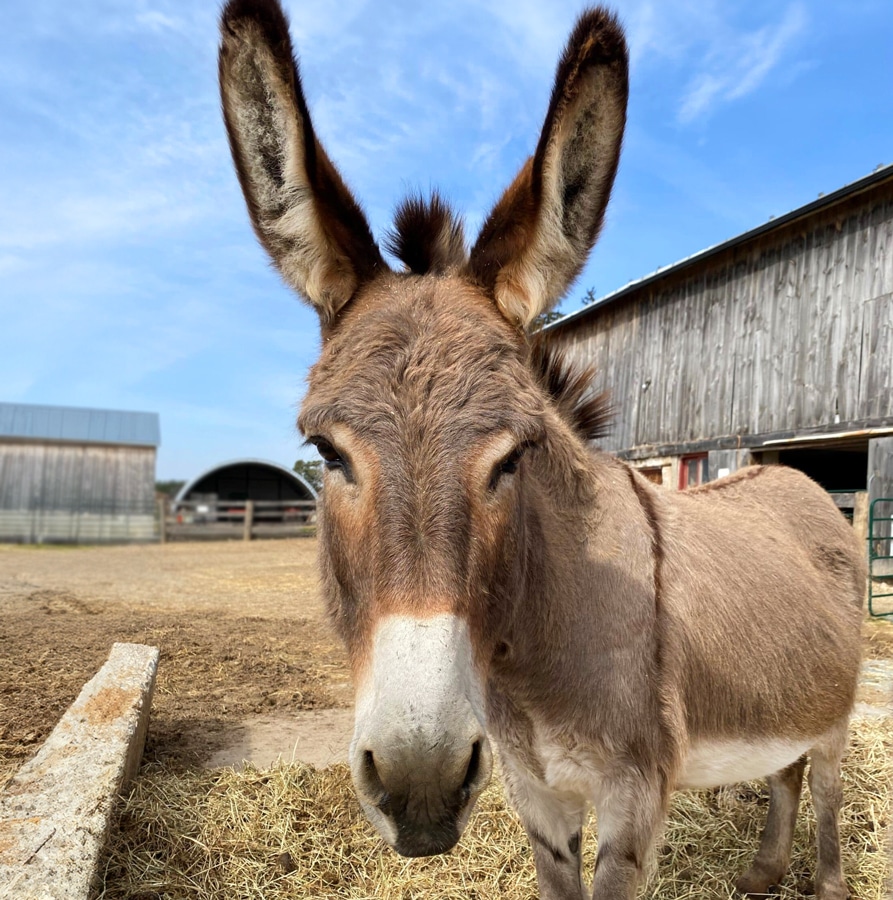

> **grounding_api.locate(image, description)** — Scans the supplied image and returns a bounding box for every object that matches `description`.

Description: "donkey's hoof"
[735,864,783,896]
[815,879,849,900]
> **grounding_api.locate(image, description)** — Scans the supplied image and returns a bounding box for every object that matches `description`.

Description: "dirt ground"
[1,539,892,791]
[0,539,351,786]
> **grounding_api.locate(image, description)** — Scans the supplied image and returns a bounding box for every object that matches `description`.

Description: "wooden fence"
[160,499,316,542]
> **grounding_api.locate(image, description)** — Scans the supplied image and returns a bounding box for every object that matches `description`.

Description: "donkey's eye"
[309,437,352,481]
[489,445,528,491]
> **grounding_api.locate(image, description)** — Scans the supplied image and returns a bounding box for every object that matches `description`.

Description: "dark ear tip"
[219,0,291,45]
[569,6,628,65]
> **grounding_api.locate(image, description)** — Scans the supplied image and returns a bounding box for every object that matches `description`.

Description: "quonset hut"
[173,458,316,506]
[0,402,160,543]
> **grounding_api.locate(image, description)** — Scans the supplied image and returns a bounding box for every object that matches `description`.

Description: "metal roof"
[0,402,161,447]
[547,162,893,332]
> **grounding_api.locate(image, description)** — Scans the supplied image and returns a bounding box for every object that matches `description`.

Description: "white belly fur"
[680,737,814,789]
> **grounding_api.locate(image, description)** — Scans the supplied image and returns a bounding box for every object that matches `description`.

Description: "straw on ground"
[96,716,891,900]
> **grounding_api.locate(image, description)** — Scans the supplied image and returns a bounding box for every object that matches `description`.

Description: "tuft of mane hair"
[384,192,467,274]
[530,335,613,441]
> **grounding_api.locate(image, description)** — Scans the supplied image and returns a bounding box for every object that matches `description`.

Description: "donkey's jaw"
[349,613,493,856]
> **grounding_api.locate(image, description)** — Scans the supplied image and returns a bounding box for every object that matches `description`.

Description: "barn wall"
[707,449,755,481]
[555,181,893,456]
[0,441,156,543]
[868,437,893,553]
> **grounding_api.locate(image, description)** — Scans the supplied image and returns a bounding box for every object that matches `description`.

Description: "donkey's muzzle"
[348,612,492,855]
[354,735,492,857]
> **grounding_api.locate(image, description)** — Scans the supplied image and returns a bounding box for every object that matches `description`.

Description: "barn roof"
[547,161,893,332]
[0,402,161,447]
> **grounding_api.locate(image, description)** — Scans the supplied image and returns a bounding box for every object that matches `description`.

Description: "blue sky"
[2,0,891,480]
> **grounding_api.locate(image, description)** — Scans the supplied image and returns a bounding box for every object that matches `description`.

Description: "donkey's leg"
[808,720,850,900]
[501,758,587,900]
[736,756,807,895]
[589,768,668,900]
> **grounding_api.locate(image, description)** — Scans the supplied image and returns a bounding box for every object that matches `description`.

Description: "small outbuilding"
[0,402,160,543]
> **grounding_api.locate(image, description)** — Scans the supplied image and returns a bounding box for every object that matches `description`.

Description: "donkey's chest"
[530,729,611,796]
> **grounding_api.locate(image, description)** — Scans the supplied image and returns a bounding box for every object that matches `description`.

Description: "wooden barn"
[548,164,893,541]
[0,402,160,543]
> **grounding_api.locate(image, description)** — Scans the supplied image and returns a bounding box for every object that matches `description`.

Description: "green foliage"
[293,459,323,493]
[155,480,186,497]
[530,310,564,331]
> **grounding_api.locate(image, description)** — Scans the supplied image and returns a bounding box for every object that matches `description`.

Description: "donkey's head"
[220,0,627,857]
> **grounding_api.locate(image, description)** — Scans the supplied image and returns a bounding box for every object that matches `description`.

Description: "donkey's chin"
[393,821,461,858]
[355,777,488,858]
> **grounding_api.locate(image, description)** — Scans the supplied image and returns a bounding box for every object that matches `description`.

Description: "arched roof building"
[174,458,316,506]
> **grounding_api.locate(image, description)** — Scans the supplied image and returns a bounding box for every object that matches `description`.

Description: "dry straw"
[96,716,890,899]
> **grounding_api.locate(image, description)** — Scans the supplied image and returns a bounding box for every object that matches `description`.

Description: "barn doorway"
[760,438,870,524]
[776,447,868,492]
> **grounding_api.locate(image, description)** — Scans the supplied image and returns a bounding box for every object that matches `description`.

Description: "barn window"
[679,454,709,489]
[639,467,664,486]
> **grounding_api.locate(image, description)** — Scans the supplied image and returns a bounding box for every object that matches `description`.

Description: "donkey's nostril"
[461,740,482,796]
[363,750,391,812]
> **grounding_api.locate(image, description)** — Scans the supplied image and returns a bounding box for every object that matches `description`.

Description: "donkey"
[218,2,866,897]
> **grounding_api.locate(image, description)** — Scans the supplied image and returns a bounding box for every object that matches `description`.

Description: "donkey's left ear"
[468,8,628,330]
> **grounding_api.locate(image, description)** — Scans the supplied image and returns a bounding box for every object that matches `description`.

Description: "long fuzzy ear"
[219,0,384,325]
[468,8,628,329]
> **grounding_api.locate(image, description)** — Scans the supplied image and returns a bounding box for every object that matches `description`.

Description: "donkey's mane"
[530,336,612,442]
[384,193,467,274]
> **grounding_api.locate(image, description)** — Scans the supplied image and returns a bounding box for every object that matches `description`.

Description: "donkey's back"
[667,463,865,616]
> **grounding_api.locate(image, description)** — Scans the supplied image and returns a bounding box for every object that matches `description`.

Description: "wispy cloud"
[621,1,809,124]
[678,4,807,124]
[678,3,808,122]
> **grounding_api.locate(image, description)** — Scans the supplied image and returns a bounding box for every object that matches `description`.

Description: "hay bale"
[97,717,891,899]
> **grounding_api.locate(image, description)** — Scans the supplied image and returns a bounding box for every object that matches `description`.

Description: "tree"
[531,310,564,331]
[155,480,186,497]
[582,286,598,305]
[293,458,323,493]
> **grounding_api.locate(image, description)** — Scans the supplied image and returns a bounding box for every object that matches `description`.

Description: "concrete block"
[0,642,159,899]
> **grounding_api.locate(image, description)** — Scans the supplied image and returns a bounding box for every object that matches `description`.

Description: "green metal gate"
[869,498,893,618]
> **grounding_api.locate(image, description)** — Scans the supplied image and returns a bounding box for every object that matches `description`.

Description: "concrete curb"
[0,642,159,899]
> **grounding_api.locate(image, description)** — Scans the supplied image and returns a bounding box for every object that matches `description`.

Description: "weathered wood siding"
[0,441,156,542]
[868,437,893,549]
[555,181,893,455]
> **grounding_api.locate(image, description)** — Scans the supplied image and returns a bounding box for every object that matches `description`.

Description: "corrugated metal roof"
[0,402,160,447]
[547,162,893,332]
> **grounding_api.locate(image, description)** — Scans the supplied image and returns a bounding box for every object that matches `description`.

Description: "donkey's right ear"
[219,0,384,326]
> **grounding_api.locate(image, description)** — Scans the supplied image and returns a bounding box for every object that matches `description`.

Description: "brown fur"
[530,336,613,442]
[468,8,628,327]
[219,4,865,898]
[384,193,467,274]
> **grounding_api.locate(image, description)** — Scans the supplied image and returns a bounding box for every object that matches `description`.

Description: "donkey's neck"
[495,447,661,725]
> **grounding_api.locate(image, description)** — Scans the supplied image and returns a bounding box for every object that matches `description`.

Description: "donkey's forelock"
[384,193,467,275]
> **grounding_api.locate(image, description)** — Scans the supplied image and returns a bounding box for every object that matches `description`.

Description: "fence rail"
[161,498,316,542]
